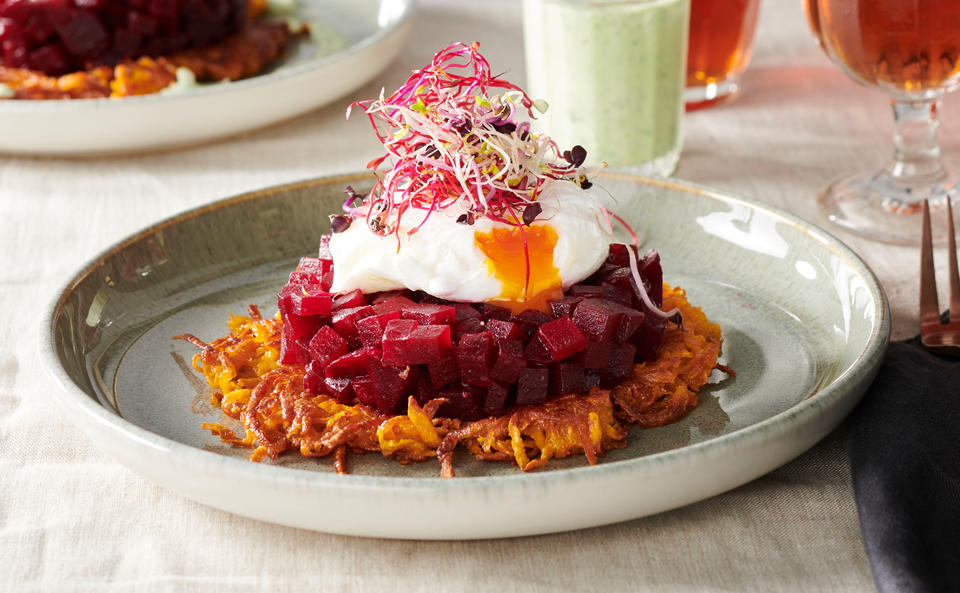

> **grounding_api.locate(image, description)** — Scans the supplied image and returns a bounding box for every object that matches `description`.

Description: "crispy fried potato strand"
[181,284,725,476]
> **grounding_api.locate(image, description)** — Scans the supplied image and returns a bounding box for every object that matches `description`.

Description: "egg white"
[327,180,612,303]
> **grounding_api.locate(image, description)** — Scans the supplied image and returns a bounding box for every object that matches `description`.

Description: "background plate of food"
[0,0,414,155]
[41,172,890,539]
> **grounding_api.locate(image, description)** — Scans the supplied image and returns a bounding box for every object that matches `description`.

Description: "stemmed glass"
[804,0,960,244]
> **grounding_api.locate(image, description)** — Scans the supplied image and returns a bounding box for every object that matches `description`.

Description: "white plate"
[0,0,414,155]
[42,173,890,539]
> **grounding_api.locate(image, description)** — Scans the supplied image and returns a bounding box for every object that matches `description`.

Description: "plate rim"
[40,172,891,494]
[0,0,416,113]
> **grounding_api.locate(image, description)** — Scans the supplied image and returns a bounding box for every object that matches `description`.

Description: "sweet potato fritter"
[0,20,304,100]
[178,285,727,477]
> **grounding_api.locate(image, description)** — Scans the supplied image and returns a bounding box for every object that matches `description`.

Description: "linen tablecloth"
[3,0,953,590]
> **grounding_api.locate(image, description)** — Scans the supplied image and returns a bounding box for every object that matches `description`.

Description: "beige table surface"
[3,0,955,591]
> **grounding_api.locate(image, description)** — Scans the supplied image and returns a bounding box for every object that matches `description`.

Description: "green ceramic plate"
[42,172,890,539]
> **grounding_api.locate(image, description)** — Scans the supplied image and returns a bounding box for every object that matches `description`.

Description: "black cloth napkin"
[848,334,960,593]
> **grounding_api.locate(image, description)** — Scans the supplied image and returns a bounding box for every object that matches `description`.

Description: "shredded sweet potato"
[179,285,728,476]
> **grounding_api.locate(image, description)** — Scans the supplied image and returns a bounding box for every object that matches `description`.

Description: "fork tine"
[948,197,960,323]
[920,199,941,325]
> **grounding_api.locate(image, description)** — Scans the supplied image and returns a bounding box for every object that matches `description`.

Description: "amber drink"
[685,0,759,108]
[805,0,960,244]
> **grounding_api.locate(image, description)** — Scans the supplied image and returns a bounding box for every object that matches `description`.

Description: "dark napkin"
[848,333,960,593]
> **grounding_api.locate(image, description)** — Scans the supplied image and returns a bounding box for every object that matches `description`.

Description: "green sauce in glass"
[523,0,689,175]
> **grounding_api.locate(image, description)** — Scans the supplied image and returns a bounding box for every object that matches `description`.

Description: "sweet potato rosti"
[177,284,728,477]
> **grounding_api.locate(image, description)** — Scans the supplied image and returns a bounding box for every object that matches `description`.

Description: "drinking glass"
[685,0,760,109]
[805,0,960,244]
[523,0,689,177]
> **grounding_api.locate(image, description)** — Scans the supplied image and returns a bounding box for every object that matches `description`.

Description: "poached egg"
[328,180,612,313]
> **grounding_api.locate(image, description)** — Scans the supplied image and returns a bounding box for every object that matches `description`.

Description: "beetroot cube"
[568,285,604,298]
[486,319,526,343]
[427,350,459,388]
[483,381,511,416]
[572,298,625,343]
[281,311,322,341]
[279,326,308,365]
[333,289,367,311]
[535,317,587,362]
[512,309,553,333]
[324,347,380,379]
[288,270,322,288]
[616,308,645,343]
[548,296,583,318]
[490,339,525,383]
[371,293,417,314]
[381,320,452,366]
[356,310,402,348]
[452,317,485,340]
[579,340,613,369]
[456,332,495,387]
[585,371,603,391]
[549,363,585,396]
[303,361,324,396]
[454,303,482,322]
[606,243,633,267]
[296,256,333,285]
[324,377,354,404]
[308,325,348,368]
[437,385,486,421]
[608,343,638,380]
[288,287,333,317]
[515,367,549,406]
[363,360,417,414]
[524,335,554,365]
[331,305,374,346]
[481,304,512,321]
[352,376,377,407]
[400,303,456,325]
[414,373,437,407]
[602,282,633,307]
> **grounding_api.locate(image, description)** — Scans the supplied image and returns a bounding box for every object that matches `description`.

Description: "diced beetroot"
[356,310,402,348]
[568,285,604,298]
[616,308,645,344]
[602,282,633,307]
[287,286,333,317]
[549,362,585,396]
[324,347,380,379]
[288,270,322,288]
[296,256,333,285]
[524,335,554,365]
[279,327,308,365]
[400,303,456,325]
[414,373,436,407]
[437,385,486,421]
[427,350,459,388]
[579,340,612,369]
[483,381,511,416]
[352,376,377,407]
[371,294,417,315]
[633,249,667,361]
[304,361,325,395]
[485,319,526,343]
[452,316,485,340]
[331,305,374,346]
[512,309,553,333]
[318,234,333,260]
[585,371,603,391]
[481,303,512,321]
[363,360,418,414]
[515,367,549,406]
[454,303,482,322]
[490,339,525,383]
[633,317,667,362]
[548,296,583,318]
[281,311,322,341]
[535,317,587,362]
[307,325,348,368]
[456,331,495,387]
[606,243,632,267]
[381,320,452,366]
[320,270,334,291]
[333,289,367,311]
[572,298,625,343]
[323,377,354,404]
[608,343,638,380]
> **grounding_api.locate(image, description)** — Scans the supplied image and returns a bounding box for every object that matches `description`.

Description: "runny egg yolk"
[474,225,563,314]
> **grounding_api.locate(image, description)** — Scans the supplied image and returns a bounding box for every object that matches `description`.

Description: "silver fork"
[919,198,960,350]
